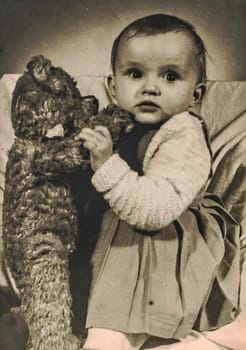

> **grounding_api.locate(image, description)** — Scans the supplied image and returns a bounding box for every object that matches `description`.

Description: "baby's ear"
[105,75,117,104]
[191,83,206,106]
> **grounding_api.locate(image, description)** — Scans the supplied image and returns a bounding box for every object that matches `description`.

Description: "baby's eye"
[127,69,143,79]
[163,72,178,82]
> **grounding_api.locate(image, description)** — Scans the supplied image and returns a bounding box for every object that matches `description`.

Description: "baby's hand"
[75,126,113,171]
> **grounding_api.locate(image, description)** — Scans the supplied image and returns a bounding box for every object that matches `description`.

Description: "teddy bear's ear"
[80,95,99,116]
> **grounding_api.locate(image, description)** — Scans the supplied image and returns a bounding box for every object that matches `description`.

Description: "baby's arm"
[80,112,211,231]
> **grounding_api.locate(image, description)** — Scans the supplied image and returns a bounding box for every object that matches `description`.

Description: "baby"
[76,13,240,350]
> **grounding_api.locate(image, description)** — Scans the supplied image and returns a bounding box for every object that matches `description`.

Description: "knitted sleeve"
[91,112,211,231]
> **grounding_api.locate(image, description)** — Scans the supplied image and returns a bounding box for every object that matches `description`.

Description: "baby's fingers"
[77,131,99,151]
[83,140,98,152]
[94,125,112,139]
[74,128,94,141]
[75,127,106,143]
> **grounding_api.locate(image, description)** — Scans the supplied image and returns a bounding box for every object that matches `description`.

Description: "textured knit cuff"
[91,153,130,193]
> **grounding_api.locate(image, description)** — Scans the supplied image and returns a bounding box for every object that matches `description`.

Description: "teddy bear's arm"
[31,138,89,179]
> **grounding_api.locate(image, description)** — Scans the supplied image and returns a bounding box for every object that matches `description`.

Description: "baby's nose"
[141,78,161,96]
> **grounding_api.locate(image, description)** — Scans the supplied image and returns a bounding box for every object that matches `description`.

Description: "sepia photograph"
[0,1,246,349]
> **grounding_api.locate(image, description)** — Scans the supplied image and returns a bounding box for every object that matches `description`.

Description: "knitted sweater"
[92,111,211,231]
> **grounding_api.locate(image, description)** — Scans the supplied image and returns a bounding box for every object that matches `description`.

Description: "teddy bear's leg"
[12,232,79,350]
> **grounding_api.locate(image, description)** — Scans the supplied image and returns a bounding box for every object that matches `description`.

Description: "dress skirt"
[85,193,241,339]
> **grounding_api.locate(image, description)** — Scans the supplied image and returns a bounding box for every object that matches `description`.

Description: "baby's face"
[109,32,202,124]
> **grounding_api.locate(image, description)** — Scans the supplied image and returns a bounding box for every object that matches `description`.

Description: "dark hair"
[111,13,207,82]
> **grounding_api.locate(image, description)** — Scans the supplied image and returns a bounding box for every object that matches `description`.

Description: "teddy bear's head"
[11,55,98,141]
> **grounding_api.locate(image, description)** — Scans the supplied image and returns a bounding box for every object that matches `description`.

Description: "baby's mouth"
[136,101,160,111]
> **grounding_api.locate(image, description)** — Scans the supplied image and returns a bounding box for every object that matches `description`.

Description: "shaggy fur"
[2,55,132,350]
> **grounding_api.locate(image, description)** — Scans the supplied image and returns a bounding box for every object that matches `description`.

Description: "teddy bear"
[2,55,133,350]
